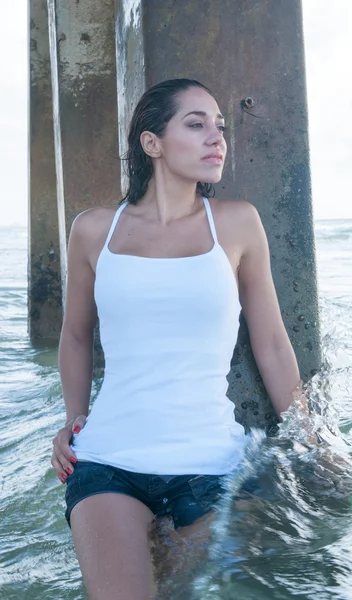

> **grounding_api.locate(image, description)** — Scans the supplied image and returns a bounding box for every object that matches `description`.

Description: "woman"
[51,78,310,599]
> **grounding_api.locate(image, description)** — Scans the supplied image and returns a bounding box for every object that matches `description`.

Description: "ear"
[140,131,162,158]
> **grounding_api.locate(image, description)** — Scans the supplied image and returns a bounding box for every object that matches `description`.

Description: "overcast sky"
[0,1,351,226]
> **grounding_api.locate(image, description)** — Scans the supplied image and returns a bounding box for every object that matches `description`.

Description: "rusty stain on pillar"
[55,0,120,231]
[143,0,321,433]
[29,0,63,342]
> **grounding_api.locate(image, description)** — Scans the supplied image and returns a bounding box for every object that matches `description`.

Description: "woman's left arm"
[236,202,309,419]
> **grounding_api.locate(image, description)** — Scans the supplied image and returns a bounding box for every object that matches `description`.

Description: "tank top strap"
[202,196,219,244]
[104,201,128,248]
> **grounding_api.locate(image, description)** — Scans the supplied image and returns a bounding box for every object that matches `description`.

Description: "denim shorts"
[65,460,229,530]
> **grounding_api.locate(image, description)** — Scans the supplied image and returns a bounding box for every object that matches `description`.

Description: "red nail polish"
[73,426,81,433]
[66,467,73,475]
[70,456,77,463]
[61,472,67,479]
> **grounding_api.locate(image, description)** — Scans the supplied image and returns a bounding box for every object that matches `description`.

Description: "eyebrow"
[181,110,225,120]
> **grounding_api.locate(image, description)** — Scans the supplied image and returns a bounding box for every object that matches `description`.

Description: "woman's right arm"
[51,212,98,482]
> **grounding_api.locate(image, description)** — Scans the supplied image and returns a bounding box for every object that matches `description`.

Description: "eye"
[188,122,227,132]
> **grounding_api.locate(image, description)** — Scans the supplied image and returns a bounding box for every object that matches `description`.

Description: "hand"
[51,415,87,483]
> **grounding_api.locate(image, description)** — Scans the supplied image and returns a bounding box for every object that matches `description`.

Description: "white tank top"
[72,196,247,474]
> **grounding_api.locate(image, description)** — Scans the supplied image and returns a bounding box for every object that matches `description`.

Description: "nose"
[206,126,225,147]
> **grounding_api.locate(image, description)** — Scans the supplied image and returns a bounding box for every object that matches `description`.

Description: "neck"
[136,172,202,226]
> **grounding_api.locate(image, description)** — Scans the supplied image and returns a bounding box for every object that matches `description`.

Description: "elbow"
[59,319,95,349]
[250,332,291,364]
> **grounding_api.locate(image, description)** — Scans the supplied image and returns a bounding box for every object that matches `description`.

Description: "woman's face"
[158,87,227,184]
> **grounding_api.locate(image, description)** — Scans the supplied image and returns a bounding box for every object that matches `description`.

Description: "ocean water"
[0,220,351,599]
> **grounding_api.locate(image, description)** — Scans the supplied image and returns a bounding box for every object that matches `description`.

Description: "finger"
[53,436,77,469]
[56,446,78,475]
[56,455,74,479]
[51,455,68,483]
[72,414,87,434]
[56,427,76,455]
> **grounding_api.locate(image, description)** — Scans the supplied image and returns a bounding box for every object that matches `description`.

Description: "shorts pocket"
[66,461,115,497]
[187,474,227,509]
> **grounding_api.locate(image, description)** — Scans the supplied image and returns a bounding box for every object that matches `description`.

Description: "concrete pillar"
[29,0,120,342]
[29,0,62,341]
[55,0,121,368]
[54,0,120,230]
[143,0,321,432]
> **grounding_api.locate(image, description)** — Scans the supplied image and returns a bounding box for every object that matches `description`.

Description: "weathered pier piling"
[29,0,321,431]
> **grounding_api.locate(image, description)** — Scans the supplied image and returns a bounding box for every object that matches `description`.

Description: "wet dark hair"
[120,78,216,205]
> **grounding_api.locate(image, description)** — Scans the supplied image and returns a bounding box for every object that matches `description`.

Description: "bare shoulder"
[68,205,120,270]
[211,197,259,222]
[210,198,263,249]
[71,205,117,239]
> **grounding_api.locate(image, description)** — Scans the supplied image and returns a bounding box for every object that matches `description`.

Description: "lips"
[202,154,223,165]
[202,154,223,160]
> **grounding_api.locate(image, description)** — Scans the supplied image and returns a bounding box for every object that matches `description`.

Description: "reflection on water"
[1,223,352,599]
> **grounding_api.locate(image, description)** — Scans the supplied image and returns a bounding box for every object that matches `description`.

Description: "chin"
[203,172,223,184]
